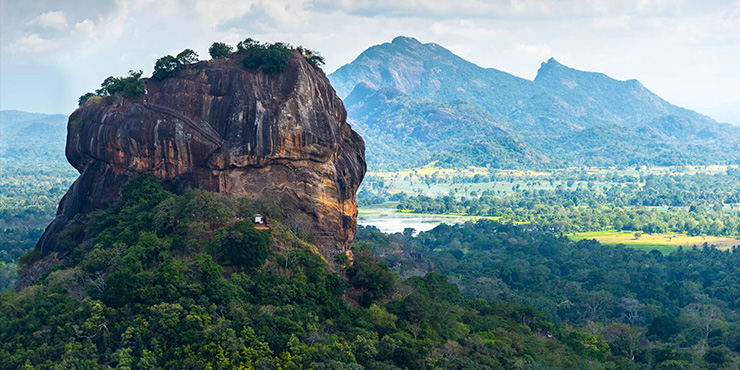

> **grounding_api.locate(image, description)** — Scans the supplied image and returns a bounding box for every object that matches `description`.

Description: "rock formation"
[35,51,366,264]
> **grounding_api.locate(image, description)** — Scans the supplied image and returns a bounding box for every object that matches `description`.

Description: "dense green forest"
[0,111,78,291]
[355,222,740,369]
[2,176,632,369]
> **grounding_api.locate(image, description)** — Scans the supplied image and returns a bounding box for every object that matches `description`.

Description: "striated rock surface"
[36,52,366,264]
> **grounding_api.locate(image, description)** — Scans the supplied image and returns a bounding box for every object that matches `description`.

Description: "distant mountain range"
[329,36,740,169]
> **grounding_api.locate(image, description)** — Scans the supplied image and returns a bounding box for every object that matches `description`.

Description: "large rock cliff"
[35,52,366,265]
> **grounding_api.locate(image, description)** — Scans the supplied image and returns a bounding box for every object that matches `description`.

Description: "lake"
[357,207,484,235]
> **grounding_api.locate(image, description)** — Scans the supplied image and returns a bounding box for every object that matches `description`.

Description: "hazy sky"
[1,0,739,124]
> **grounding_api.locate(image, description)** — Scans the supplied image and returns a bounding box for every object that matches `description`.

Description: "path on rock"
[142,102,224,147]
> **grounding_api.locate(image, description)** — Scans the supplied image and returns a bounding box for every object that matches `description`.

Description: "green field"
[570,230,740,254]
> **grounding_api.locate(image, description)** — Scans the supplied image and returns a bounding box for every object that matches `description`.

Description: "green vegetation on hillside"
[356,221,740,369]
[1,175,628,369]
[237,38,293,74]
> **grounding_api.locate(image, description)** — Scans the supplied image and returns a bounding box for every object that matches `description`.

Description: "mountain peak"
[391,36,422,45]
[536,57,570,77]
[544,57,561,65]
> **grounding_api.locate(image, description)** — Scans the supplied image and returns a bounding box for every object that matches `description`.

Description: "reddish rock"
[36,52,366,264]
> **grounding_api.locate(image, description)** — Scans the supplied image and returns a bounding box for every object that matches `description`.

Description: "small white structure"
[254,214,264,224]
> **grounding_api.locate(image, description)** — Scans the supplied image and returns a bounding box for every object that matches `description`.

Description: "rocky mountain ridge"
[330,36,740,168]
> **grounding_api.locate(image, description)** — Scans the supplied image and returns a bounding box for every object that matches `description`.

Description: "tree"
[296,46,325,69]
[218,221,269,269]
[682,303,723,355]
[703,345,732,368]
[78,92,96,106]
[236,37,263,54]
[346,249,397,300]
[261,42,291,74]
[209,42,233,59]
[152,55,179,80]
[175,49,199,65]
[95,70,144,97]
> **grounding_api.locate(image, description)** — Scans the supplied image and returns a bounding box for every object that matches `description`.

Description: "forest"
[355,221,740,369]
[1,175,637,370]
[0,111,78,291]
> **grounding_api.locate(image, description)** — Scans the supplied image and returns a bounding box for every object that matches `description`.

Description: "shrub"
[238,38,267,69]
[152,49,200,81]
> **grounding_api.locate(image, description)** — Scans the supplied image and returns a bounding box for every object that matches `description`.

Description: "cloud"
[215,0,313,34]
[514,43,553,60]
[8,34,56,53]
[30,11,68,31]
[726,1,740,24]
[74,19,96,38]
[307,0,693,19]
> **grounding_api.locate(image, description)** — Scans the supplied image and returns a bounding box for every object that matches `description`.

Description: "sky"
[1,0,739,124]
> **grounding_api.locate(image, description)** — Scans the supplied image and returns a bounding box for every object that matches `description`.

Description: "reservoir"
[357,207,483,235]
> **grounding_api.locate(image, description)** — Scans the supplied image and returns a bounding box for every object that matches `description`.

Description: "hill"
[329,37,740,169]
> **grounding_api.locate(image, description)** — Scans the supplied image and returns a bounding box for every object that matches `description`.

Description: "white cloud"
[8,34,56,53]
[74,19,96,37]
[308,0,698,19]
[726,1,740,24]
[30,11,68,31]
[514,43,553,60]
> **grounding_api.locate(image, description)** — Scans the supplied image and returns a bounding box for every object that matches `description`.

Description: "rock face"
[36,52,366,263]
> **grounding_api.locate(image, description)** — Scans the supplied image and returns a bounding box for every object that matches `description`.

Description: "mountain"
[29,50,366,285]
[329,37,740,168]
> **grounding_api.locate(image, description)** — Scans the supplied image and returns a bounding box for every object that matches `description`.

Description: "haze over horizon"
[1,0,739,125]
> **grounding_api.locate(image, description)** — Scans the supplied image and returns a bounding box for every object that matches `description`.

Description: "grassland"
[569,230,740,254]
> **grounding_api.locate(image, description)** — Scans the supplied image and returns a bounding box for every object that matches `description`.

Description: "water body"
[357,207,481,235]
